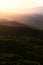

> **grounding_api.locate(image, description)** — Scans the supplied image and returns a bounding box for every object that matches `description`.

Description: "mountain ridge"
[0,20,26,27]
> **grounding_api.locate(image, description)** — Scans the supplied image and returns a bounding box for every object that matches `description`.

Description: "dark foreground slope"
[0,24,43,65]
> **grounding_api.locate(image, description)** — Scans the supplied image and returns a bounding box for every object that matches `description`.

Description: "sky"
[0,0,43,13]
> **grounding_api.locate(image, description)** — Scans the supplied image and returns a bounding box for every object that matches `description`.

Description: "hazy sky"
[0,0,43,13]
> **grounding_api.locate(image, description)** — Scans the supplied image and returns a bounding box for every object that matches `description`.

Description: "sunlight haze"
[0,0,43,13]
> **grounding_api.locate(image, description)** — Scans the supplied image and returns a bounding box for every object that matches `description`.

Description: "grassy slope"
[0,25,43,65]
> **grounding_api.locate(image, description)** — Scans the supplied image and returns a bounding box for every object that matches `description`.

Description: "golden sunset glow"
[0,0,43,13]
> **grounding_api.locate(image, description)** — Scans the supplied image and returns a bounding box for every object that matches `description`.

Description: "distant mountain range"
[0,19,26,27]
[15,6,43,30]
[21,14,43,30]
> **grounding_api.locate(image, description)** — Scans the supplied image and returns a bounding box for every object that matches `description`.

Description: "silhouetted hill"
[0,19,26,26]
[0,23,42,39]
[0,19,43,38]
[0,20,43,65]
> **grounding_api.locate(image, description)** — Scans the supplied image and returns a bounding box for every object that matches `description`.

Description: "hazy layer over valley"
[0,6,43,30]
